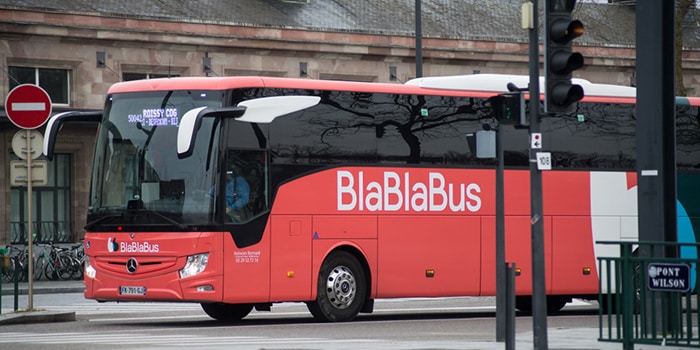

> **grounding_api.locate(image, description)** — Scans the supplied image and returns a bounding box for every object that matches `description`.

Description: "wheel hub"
[325,265,356,309]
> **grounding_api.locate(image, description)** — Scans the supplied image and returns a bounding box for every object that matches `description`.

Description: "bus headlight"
[179,253,209,279]
[85,255,96,279]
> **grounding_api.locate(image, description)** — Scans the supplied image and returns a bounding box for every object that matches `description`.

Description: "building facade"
[0,1,699,245]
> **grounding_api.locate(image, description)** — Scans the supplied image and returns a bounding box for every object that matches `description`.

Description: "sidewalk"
[0,280,690,349]
[1,279,85,296]
[1,279,83,325]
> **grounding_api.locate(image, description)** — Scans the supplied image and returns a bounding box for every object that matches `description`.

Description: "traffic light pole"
[495,120,505,342]
[415,0,423,78]
[529,0,548,348]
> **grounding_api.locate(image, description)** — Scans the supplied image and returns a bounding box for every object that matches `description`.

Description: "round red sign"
[5,84,52,129]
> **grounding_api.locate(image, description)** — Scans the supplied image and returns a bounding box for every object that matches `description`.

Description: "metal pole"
[26,129,34,311]
[415,0,423,78]
[496,124,506,341]
[0,248,5,313]
[636,0,676,335]
[621,245,634,350]
[529,0,547,348]
[13,259,19,311]
[636,0,676,246]
[506,262,517,350]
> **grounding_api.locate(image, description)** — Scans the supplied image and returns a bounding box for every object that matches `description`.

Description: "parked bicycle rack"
[598,241,700,349]
[0,249,21,313]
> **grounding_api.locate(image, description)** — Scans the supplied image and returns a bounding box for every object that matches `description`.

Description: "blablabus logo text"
[120,241,160,253]
[337,170,482,212]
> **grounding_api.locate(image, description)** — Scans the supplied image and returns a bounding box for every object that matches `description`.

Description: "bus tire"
[546,296,570,313]
[515,296,532,313]
[515,295,569,314]
[200,302,253,322]
[307,251,367,322]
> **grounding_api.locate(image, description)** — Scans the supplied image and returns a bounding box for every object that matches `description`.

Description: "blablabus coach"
[43,74,700,322]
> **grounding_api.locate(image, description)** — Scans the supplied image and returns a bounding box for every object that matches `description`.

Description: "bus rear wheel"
[307,251,367,322]
[515,295,570,314]
[201,302,253,321]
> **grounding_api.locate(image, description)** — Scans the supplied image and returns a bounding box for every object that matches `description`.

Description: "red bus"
[43,74,700,322]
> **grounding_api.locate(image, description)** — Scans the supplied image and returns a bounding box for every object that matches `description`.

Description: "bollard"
[505,262,516,350]
[14,256,19,312]
[0,247,5,314]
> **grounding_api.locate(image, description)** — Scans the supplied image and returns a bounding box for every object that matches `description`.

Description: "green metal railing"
[10,221,74,244]
[598,241,699,349]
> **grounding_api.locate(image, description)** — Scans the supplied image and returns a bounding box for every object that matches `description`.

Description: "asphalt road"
[0,291,631,350]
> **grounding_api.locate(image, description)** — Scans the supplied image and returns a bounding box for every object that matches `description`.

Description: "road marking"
[0,332,378,346]
[90,314,210,322]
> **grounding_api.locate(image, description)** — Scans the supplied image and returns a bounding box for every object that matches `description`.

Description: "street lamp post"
[415,0,423,78]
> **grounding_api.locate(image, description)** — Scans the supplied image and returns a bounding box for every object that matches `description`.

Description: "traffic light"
[489,92,526,126]
[545,0,584,114]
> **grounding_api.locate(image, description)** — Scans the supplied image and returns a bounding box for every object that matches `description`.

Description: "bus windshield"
[87,90,224,230]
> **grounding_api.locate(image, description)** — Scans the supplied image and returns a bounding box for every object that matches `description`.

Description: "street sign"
[530,133,542,149]
[536,152,552,170]
[647,262,690,292]
[10,160,48,186]
[475,130,496,159]
[5,84,52,129]
[11,130,43,160]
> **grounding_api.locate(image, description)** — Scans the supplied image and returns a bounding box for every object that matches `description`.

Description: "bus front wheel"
[307,251,367,322]
[201,302,253,321]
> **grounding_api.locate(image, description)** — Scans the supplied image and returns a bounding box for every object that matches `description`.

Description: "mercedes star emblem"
[126,258,138,274]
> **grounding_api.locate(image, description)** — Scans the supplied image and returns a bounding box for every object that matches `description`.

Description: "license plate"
[119,286,147,295]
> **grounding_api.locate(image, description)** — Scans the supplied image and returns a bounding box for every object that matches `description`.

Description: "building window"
[10,154,73,244]
[123,72,180,81]
[8,66,70,105]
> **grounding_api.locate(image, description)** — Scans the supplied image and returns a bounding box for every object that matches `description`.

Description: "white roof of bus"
[405,74,636,98]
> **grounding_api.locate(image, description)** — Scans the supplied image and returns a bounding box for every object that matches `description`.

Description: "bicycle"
[69,243,85,280]
[1,247,16,283]
[1,245,28,283]
[44,243,75,281]
[31,243,53,281]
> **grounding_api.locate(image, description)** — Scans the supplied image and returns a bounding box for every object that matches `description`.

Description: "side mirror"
[43,110,102,160]
[177,106,245,158]
[177,96,321,158]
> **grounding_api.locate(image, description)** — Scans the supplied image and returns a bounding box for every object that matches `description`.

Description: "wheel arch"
[311,242,374,305]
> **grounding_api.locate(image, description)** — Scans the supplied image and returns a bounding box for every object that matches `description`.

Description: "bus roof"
[405,74,700,107]
[107,74,700,107]
[106,76,499,98]
[405,74,637,102]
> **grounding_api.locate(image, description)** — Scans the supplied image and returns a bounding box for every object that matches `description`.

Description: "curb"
[2,286,85,295]
[0,310,76,325]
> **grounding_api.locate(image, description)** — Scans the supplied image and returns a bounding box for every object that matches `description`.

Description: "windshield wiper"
[127,199,188,230]
[84,214,123,231]
[85,202,188,231]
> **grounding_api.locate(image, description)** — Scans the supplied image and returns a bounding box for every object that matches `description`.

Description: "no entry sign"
[5,84,52,129]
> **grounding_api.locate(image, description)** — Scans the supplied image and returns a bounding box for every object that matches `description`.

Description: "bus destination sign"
[647,262,691,292]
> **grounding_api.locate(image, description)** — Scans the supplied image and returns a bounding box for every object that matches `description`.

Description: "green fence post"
[621,242,634,350]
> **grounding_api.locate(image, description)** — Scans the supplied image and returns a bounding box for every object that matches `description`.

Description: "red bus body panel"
[269,166,600,299]
[84,232,224,301]
[84,166,608,303]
